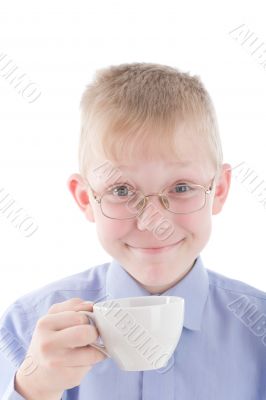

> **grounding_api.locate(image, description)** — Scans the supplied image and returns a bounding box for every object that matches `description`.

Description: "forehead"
[87,122,216,187]
[88,156,215,191]
[117,158,211,181]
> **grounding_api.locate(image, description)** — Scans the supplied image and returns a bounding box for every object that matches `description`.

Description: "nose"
[136,217,147,231]
[136,194,169,232]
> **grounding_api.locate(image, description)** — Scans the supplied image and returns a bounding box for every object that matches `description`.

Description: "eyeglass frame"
[85,175,217,220]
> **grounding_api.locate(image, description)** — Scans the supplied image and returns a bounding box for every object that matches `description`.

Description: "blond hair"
[79,63,223,179]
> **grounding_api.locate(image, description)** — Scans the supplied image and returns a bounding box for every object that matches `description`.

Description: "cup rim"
[94,295,184,309]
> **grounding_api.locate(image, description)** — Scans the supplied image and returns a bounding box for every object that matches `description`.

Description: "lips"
[127,239,184,251]
[127,241,183,255]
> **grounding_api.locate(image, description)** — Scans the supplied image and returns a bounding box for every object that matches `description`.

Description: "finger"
[48,298,85,314]
[73,302,94,312]
[37,311,89,332]
[57,346,108,367]
[53,323,100,349]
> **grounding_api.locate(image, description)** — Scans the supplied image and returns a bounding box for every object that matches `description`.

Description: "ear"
[67,173,95,222]
[212,163,232,215]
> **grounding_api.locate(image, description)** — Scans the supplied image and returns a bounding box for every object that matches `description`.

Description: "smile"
[127,239,184,254]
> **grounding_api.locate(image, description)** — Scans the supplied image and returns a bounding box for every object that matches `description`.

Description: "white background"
[0,0,266,315]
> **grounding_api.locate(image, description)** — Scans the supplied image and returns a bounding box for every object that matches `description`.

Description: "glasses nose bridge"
[142,192,167,210]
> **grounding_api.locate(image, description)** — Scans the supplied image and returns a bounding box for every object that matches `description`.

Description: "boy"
[0,62,265,400]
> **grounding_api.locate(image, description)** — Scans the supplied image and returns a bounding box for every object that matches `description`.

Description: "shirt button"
[155,354,175,374]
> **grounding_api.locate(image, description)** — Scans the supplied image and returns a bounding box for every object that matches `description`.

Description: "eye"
[175,184,191,193]
[108,184,135,197]
[169,183,195,194]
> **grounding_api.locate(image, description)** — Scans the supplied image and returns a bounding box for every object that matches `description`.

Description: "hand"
[15,298,107,400]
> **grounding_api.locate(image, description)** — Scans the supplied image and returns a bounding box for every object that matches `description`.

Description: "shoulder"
[204,267,266,365]
[15,261,111,314]
[206,267,266,301]
[206,267,266,326]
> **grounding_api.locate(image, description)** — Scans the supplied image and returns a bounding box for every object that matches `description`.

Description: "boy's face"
[69,143,231,294]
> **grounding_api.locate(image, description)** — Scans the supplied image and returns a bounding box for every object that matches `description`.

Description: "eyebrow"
[91,161,205,192]
[118,161,193,168]
[166,160,193,165]
[108,175,204,190]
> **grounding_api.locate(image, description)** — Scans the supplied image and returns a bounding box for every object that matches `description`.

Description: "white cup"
[79,296,184,371]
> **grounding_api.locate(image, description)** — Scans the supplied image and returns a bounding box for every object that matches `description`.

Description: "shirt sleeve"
[1,370,26,400]
[0,301,36,399]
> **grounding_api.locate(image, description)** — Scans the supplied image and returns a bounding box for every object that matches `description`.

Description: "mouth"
[126,239,184,254]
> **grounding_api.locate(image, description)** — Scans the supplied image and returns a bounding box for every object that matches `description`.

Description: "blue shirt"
[0,256,266,400]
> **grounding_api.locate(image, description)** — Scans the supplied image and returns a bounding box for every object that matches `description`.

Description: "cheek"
[174,209,212,234]
[95,215,134,241]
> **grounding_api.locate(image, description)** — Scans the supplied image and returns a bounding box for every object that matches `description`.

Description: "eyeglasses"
[86,176,216,220]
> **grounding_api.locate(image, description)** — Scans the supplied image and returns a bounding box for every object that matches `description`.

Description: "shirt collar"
[105,256,209,331]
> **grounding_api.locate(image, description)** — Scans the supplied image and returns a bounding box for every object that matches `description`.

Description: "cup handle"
[78,311,111,358]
